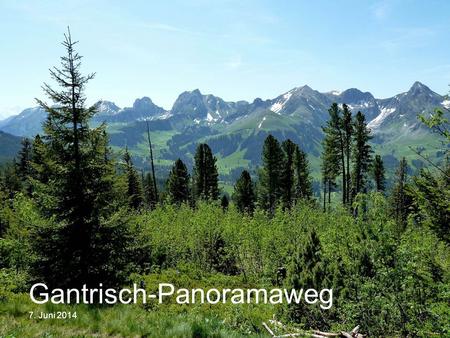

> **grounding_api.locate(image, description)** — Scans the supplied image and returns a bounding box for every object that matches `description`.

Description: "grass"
[0,271,278,337]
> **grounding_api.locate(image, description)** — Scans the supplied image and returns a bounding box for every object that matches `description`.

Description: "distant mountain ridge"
[1,81,446,137]
[1,81,447,178]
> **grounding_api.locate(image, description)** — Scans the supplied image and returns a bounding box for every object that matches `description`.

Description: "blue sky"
[1,0,450,119]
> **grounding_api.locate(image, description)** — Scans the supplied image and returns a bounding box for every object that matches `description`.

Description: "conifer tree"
[391,157,410,230]
[123,148,143,210]
[321,117,340,211]
[352,111,372,198]
[0,161,21,199]
[30,134,49,184]
[220,194,229,210]
[293,145,313,201]
[31,29,134,289]
[143,172,158,209]
[372,154,385,192]
[286,229,327,327]
[15,138,33,194]
[280,139,296,208]
[166,158,190,205]
[342,104,353,203]
[193,143,219,200]
[258,135,284,214]
[323,103,347,205]
[16,138,32,181]
[233,169,255,214]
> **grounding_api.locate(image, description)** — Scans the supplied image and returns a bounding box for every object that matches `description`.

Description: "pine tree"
[323,103,347,206]
[233,170,255,214]
[352,111,372,198]
[390,157,410,230]
[15,138,33,194]
[123,148,143,210]
[30,134,49,184]
[280,139,296,208]
[193,143,219,200]
[31,29,134,289]
[220,194,229,210]
[258,135,284,214]
[342,104,353,204]
[286,229,327,327]
[0,161,21,199]
[16,138,32,180]
[293,145,313,201]
[412,166,449,243]
[321,116,341,211]
[372,154,385,192]
[143,172,158,209]
[166,158,190,205]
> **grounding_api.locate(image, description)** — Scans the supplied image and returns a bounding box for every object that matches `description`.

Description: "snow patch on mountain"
[270,91,293,114]
[368,107,396,129]
[258,116,266,129]
[442,99,450,109]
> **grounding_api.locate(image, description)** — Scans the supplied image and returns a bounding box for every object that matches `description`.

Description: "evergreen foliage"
[30,29,137,288]
[293,145,313,201]
[143,172,158,209]
[342,104,353,204]
[258,135,284,213]
[352,111,372,198]
[193,143,219,200]
[123,148,144,210]
[233,170,256,214]
[372,154,385,192]
[166,158,190,205]
[286,229,328,328]
[15,138,32,192]
[390,157,411,230]
[220,194,229,210]
[322,103,347,206]
[280,139,296,208]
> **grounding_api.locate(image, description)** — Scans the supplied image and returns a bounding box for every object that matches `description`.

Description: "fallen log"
[262,320,365,338]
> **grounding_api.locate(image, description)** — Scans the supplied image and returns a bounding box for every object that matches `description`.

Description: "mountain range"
[1,81,448,183]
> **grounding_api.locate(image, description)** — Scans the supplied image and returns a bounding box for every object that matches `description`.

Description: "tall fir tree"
[15,138,33,194]
[15,138,32,180]
[143,172,158,209]
[220,194,229,211]
[280,139,296,208]
[31,29,135,289]
[372,154,385,192]
[293,145,313,201]
[123,148,144,210]
[258,135,284,214]
[193,143,219,200]
[323,103,347,206]
[342,104,353,204]
[30,134,49,184]
[390,157,410,230]
[233,169,256,214]
[166,158,190,205]
[321,112,341,211]
[352,111,372,198]
[286,229,327,327]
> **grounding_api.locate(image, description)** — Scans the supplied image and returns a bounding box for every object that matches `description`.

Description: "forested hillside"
[0,30,449,338]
